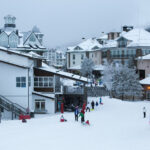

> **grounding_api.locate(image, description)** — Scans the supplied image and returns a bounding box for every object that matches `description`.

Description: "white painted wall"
[32,94,55,114]
[0,61,34,111]
[69,52,85,69]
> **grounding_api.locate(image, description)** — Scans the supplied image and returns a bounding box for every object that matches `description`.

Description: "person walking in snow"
[74,106,79,121]
[91,100,95,110]
[79,109,85,123]
[86,102,90,112]
[143,107,146,118]
[96,101,98,106]
[99,97,102,104]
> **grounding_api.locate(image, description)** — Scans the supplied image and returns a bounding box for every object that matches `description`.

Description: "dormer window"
[74,46,82,50]
[118,37,127,48]
[29,34,36,42]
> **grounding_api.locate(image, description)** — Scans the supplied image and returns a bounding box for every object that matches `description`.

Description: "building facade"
[101,28,150,65]
[44,49,66,69]
[66,38,102,73]
[0,15,47,55]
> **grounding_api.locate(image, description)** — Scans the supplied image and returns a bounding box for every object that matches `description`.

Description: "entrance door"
[35,100,46,113]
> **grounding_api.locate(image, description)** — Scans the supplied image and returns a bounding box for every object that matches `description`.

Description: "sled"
[82,120,90,126]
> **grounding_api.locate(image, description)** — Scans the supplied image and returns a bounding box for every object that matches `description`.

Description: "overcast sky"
[0,0,149,48]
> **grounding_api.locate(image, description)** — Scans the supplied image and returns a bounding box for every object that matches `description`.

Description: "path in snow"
[0,97,150,150]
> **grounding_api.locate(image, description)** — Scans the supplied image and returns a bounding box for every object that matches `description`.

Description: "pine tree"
[80,58,94,78]
[103,63,143,100]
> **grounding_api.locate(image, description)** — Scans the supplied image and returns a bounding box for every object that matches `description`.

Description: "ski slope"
[0,97,150,150]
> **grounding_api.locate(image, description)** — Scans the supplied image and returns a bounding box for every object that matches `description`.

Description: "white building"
[0,15,46,55]
[45,49,66,69]
[0,47,87,119]
[66,38,102,73]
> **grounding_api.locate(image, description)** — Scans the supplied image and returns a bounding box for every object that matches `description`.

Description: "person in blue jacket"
[99,97,102,104]
[74,106,79,121]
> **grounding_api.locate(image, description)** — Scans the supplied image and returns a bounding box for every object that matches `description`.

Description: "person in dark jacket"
[74,106,79,121]
[91,101,95,110]
[96,101,98,106]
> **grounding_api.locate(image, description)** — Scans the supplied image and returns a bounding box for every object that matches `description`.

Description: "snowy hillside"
[0,97,150,150]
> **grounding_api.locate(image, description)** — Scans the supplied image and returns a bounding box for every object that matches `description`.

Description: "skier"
[96,101,98,106]
[86,102,90,112]
[143,107,146,118]
[91,101,95,110]
[79,109,85,123]
[99,97,102,104]
[74,106,79,121]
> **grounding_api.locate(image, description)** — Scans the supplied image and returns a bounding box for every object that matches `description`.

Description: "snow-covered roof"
[69,65,81,70]
[39,63,88,83]
[103,40,118,48]
[102,28,150,48]
[123,28,150,47]
[98,34,108,40]
[32,91,55,99]
[0,46,44,60]
[93,65,104,71]
[137,54,150,60]
[67,38,102,52]
[140,76,150,85]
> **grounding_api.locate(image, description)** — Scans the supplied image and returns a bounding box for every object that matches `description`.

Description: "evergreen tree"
[80,58,94,78]
[103,63,143,100]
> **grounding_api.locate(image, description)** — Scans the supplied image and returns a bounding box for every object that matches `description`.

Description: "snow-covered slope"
[0,97,150,150]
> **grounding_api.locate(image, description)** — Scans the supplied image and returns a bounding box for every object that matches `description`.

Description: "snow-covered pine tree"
[102,62,115,97]
[112,65,143,100]
[80,58,94,78]
[124,67,143,100]
[103,62,143,100]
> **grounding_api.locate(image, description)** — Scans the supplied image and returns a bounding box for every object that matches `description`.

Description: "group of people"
[74,97,103,124]
[60,97,103,125]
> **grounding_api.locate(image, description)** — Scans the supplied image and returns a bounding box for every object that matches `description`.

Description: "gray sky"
[0,0,149,48]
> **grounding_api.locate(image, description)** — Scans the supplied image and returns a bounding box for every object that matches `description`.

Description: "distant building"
[66,38,103,74]
[0,15,46,55]
[137,54,150,79]
[44,49,66,69]
[101,28,150,65]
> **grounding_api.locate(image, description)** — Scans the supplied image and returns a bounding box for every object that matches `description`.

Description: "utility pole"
[0,108,1,123]
[27,68,30,114]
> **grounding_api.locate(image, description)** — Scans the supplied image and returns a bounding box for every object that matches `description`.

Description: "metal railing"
[0,95,27,116]
[64,86,84,95]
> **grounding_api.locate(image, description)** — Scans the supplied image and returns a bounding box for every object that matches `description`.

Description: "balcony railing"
[64,86,84,95]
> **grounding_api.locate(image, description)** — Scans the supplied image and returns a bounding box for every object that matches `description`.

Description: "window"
[118,38,127,47]
[16,77,26,88]
[34,77,53,88]
[35,100,46,111]
[81,54,84,60]
[9,34,18,48]
[73,61,75,65]
[73,54,75,60]
[29,34,36,42]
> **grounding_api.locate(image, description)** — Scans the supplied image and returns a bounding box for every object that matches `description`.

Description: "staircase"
[0,95,27,117]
